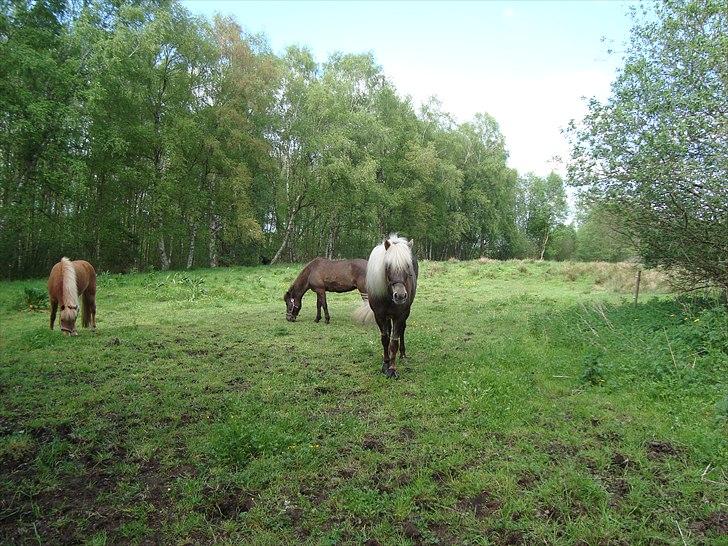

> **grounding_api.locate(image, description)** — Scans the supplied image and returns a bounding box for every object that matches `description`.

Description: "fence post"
[634,269,642,307]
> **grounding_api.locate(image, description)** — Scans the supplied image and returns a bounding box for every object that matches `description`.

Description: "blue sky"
[183,0,634,177]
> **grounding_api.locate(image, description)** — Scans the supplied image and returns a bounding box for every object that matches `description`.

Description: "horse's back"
[73,260,96,293]
[309,257,367,292]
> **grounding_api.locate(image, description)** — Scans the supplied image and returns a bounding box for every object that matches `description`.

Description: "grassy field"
[1,260,726,545]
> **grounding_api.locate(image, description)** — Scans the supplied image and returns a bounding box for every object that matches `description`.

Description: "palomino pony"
[48,257,97,335]
[365,234,418,378]
[284,258,370,323]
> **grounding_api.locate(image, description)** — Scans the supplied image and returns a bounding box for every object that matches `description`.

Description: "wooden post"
[634,269,642,306]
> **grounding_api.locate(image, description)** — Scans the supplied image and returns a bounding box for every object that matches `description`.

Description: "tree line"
[0,0,635,279]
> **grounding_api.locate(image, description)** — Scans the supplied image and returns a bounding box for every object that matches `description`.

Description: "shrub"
[20,287,48,310]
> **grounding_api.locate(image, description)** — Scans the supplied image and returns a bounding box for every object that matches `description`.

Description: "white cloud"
[384,63,615,178]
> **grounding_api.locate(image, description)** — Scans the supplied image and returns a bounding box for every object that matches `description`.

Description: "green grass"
[1,260,726,544]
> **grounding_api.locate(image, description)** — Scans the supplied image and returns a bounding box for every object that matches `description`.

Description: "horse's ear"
[407,239,414,248]
[384,240,391,250]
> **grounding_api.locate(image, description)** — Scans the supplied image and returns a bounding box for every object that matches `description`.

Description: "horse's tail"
[353,293,375,325]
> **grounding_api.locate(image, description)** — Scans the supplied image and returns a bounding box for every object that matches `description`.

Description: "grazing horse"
[48,257,97,335]
[365,234,418,378]
[284,258,369,323]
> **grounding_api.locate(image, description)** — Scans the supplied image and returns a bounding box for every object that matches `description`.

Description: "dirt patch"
[516,471,539,489]
[502,530,526,545]
[363,540,382,546]
[371,473,393,493]
[204,485,256,522]
[337,467,356,479]
[690,510,728,536]
[29,423,75,444]
[168,464,197,479]
[398,426,415,441]
[546,441,578,458]
[362,435,384,452]
[1,452,125,544]
[457,490,502,519]
[402,519,423,544]
[646,440,681,460]
[536,505,564,522]
[300,482,327,505]
[610,452,635,470]
[427,522,458,545]
[606,478,630,506]
[314,385,333,395]
[491,527,526,545]
[226,377,249,390]
[184,348,208,356]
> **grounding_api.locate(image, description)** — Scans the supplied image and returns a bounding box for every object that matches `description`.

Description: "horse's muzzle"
[393,292,408,305]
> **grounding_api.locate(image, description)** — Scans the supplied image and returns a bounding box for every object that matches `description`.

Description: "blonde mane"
[366,234,414,298]
[61,257,78,318]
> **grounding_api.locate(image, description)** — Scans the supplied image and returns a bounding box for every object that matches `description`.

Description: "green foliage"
[517,172,569,260]
[574,205,634,262]
[544,223,577,261]
[716,394,728,422]
[547,296,728,399]
[580,350,605,386]
[569,0,728,287]
[1,0,546,278]
[20,286,48,310]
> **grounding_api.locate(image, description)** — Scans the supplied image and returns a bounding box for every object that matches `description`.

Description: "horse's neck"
[291,273,310,298]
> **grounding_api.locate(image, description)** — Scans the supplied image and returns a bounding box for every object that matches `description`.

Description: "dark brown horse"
[284,258,369,323]
[365,234,418,378]
[48,257,97,335]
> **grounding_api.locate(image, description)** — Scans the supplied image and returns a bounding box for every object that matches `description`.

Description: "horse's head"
[384,238,414,305]
[284,289,302,322]
[60,303,79,335]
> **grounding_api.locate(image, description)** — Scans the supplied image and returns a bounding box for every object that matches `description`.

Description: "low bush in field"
[542,295,728,416]
[18,286,48,310]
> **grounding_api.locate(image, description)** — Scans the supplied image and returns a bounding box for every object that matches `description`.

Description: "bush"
[20,287,48,310]
[545,295,728,396]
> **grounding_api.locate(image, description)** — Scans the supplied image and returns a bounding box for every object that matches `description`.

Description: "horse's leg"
[50,299,57,330]
[314,289,324,323]
[322,292,330,324]
[386,318,403,378]
[399,319,407,359]
[84,291,97,330]
[375,315,391,374]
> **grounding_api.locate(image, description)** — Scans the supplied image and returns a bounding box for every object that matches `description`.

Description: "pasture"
[1,260,726,544]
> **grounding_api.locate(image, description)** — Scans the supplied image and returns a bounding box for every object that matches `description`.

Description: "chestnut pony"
[284,258,370,323]
[365,234,418,378]
[48,257,97,335]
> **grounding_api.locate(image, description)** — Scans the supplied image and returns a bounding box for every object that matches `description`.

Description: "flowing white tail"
[352,293,375,324]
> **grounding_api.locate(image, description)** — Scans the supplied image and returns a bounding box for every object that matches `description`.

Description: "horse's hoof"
[385,368,399,379]
[381,361,390,374]
[314,318,320,323]
[400,353,407,360]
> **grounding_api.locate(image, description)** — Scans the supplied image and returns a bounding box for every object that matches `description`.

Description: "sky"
[183,0,634,178]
